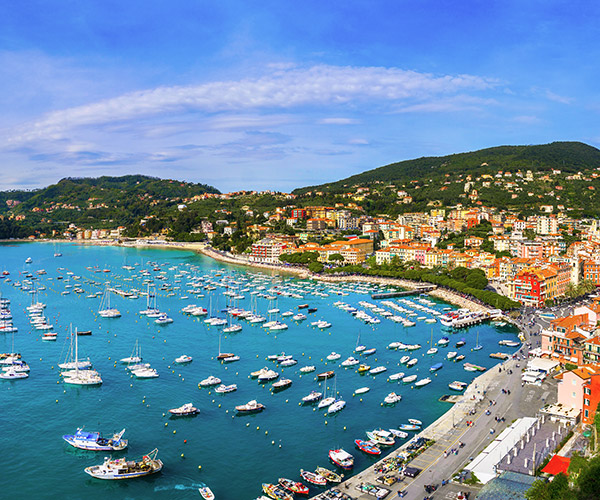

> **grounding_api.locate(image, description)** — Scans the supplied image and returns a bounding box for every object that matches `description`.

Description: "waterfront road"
[336,349,557,500]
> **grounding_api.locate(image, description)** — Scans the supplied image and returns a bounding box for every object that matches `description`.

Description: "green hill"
[294,141,600,193]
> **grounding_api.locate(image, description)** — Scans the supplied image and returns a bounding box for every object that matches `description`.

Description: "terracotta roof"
[541,455,570,476]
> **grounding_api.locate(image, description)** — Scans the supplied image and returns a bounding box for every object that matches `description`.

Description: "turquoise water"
[0,242,520,499]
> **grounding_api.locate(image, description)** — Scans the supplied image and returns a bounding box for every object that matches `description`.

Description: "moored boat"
[300,469,326,486]
[262,482,293,500]
[315,466,342,483]
[355,439,381,455]
[278,477,309,496]
[328,448,354,470]
[198,483,215,500]
[169,403,199,416]
[235,400,265,413]
[317,370,334,380]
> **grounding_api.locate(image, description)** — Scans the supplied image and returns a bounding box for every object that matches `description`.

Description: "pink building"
[556,366,600,413]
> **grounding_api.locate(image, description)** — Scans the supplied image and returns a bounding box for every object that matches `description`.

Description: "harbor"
[0,242,522,499]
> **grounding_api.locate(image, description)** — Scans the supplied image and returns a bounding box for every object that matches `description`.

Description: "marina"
[0,241,520,499]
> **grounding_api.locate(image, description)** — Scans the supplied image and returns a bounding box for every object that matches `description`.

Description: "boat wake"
[154,483,205,491]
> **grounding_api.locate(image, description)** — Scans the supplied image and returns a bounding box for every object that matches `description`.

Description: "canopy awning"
[542,455,570,476]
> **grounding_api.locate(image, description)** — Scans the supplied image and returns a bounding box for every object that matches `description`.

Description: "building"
[582,372,600,424]
[249,238,288,264]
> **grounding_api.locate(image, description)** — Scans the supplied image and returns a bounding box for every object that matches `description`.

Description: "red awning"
[542,455,570,476]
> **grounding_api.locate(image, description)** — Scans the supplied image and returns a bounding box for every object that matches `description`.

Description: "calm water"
[0,242,519,499]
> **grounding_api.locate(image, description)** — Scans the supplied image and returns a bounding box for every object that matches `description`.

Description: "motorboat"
[357,364,370,374]
[363,348,376,356]
[215,384,238,393]
[222,355,240,363]
[383,392,402,404]
[455,354,465,362]
[407,358,418,367]
[354,387,370,395]
[414,377,432,387]
[317,370,334,380]
[174,354,192,364]
[258,369,279,382]
[84,448,162,480]
[455,339,466,348]
[408,418,422,426]
[366,429,395,446]
[426,347,438,355]
[299,365,315,373]
[449,381,468,391]
[402,374,417,384]
[447,351,457,360]
[278,477,309,496]
[328,448,354,470]
[369,366,387,375]
[326,352,341,361]
[224,324,243,333]
[400,355,410,364]
[272,378,292,391]
[300,469,326,486]
[169,403,199,416]
[430,362,443,372]
[315,466,342,483]
[198,483,215,500]
[388,429,408,439]
[438,337,450,346]
[0,367,29,380]
[131,367,159,378]
[235,400,265,413]
[341,356,359,367]
[262,483,293,500]
[318,397,335,409]
[279,359,297,367]
[63,428,127,451]
[198,376,221,387]
[251,367,269,378]
[398,423,420,431]
[355,439,381,455]
[301,390,323,404]
[388,372,405,381]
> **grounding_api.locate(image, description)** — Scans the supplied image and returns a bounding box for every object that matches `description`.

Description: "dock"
[371,286,436,300]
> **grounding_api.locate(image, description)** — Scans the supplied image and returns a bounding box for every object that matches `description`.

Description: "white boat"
[63,428,127,451]
[341,357,359,367]
[318,397,335,409]
[407,358,418,367]
[384,392,402,404]
[84,448,163,479]
[402,374,417,383]
[131,367,159,378]
[0,367,28,380]
[327,400,346,414]
[215,384,237,393]
[223,324,242,333]
[414,377,431,387]
[301,390,323,403]
[326,352,341,361]
[447,351,457,360]
[62,332,102,386]
[426,347,438,355]
[366,429,395,446]
[354,387,370,394]
[408,418,422,426]
[449,381,468,391]
[199,376,221,387]
[155,313,173,325]
[98,288,121,318]
[388,372,405,381]
[299,365,315,373]
[174,354,192,364]
[121,340,142,364]
[258,369,279,382]
[388,429,408,439]
[369,366,387,375]
[279,359,297,367]
[400,355,410,364]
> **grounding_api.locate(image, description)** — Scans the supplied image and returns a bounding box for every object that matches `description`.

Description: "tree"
[308,261,324,273]
[328,253,344,263]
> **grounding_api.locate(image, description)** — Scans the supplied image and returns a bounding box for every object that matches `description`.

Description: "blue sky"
[0,0,599,192]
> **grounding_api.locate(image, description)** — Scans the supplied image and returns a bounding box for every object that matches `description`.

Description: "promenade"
[313,341,556,500]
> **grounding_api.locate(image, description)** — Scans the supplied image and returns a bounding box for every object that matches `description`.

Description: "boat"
[407,358,418,367]
[430,362,443,372]
[384,392,401,404]
[354,387,370,394]
[473,331,483,351]
[490,352,509,360]
[272,378,292,391]
[363,348,376,356]
[98,288,121,318]
[62,331,102,386]
[408,418,422,426]
[341,356,359,367]
[198,376,221,387]
[198,483,215,500]
[235,400,265,413]
[464,362,486,372]
[455,354,465,362]
[366,429,395,446]
[131,366,159,378]
[0,368,28,380]
[455,339,466,348]
[388,429,408,439]
[315,466,342,483]
[317,371,334,380]
[327,399,346,415]
[299,365,315,373]
[402,374,417,383]
[301,390,323,404]
[414,377,432,387]
[499,340,521,348]
[84,448,163,480]
[169,403,199,416]
[175,354,193,364]
[328,449,354,470]
[447,351,457,360]
[358,364,370,374]
[62,428,127,451]
[438,337,450,346]
[449,381,468,391]
[388,372,405,381]
[258,369,279,382]
[77,330,92,336]
[400,355,410,364]
[278,478,309,496]
[262,483,293,500]
[326,352,341,361]
[25,257,32,264]
[121,339,142,364]
[215,383,238,393]
[369,366,387,375]
[155,313,173,325]
[318,396,335,409]
[300,469,326,486]
[426,347,438,355]
[398,423,420,431]
[355,439,381,455]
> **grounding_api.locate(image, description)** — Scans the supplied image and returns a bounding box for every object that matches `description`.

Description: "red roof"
[541,455,570,476]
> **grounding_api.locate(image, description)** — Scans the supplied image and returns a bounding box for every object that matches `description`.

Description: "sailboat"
[98,288,121,318]
[216,333,234,360]
[426,328,437,355]
[355,332,366,353]
[63,329,102,386]
[139,284,160,316]
[121,339,142,364]
[473,331,483,351]
[59,330,92,370]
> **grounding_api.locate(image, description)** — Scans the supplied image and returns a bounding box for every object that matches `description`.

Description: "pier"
[371,286,436,300]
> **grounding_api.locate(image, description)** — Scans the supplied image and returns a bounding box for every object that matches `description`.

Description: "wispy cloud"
[2,64,498,147]
[318,117,360,125]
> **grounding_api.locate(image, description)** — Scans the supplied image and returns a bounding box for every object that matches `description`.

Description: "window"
[585,409,589,418]
[585,387,591,395]
[585,398,590,406]
[573,391,577,398]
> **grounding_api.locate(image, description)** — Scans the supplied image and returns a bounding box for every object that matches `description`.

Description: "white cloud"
[2,64,498,147]
[318,117,360,125]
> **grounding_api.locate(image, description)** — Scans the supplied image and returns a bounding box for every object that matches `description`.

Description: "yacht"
[63,428,127,451]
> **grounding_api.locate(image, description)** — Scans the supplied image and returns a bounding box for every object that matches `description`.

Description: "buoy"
[271,440,275,445]
[56,399,59,403]
[165,422,168,427]
[181,453,185,458]
[325,421,328,425]
[198,465,202,470]
[256,426,260,430]
[265,431,268,435]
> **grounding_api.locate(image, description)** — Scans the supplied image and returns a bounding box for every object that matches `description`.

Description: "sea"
[0,242,520,499]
